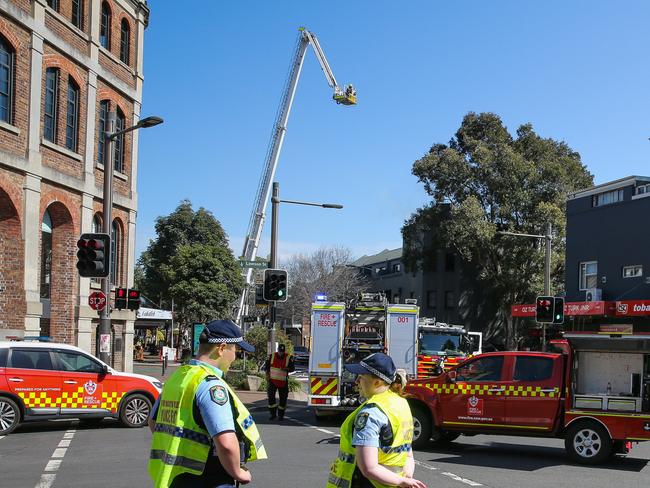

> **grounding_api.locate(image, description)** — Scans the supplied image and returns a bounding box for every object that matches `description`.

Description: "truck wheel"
[441,432,461,443]
[411,406,432,449]
[0,397,20,435]
[565,422,612,465]
[119,394,152,428]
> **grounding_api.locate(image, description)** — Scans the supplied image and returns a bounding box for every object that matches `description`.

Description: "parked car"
[0,341,162,435]
[293,346,310,365]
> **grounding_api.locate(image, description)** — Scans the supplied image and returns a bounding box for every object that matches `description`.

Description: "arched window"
[110,220,120,286]
[44,68,59,142]
[100,2,111,50]
[120,19,130,65]
[114,108,125,173]
[97,100,109,165]
[72,0,84,30]
[65,77,79,152]
[0,37,14,124]
[40,210,53,299]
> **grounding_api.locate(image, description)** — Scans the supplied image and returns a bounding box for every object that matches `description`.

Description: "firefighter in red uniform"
[265,344,295,420]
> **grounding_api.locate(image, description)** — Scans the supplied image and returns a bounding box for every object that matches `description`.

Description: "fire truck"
[417,318,482,377]
[404,332,650,464]
[308,293,419,418]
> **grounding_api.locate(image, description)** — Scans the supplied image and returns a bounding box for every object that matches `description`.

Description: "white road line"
[441,472,483,486]
[284,416,339,436]
[34,430,76,488]
[414,460,438,471]
[44,460,62,472]
[34,474,56,488]
[0,435,4,441]
[58,439,71,448]
[51,448,67,458]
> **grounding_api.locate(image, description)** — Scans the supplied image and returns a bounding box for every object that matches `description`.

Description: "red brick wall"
[45,10,89,57]
[41,46,89,178]
[0,185,25,331]
[0,14,31,157]
[98,0,137,88]
[11,0,31,14]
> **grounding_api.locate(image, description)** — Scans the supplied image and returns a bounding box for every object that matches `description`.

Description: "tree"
[138,200,244,326]
[404,112,593,348]
[245,325,293,366]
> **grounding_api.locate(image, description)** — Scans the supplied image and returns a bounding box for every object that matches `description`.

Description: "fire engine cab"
[405,332,650,464]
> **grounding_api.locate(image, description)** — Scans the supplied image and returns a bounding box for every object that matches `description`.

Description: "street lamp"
[267,181,343,353]
[98,113,164,364]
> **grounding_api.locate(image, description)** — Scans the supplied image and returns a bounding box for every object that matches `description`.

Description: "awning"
[564,332,650,352]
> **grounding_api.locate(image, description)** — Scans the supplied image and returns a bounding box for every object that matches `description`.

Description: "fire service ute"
[404,332,650,464]
[308,293,418,417]
[417,318,482,377]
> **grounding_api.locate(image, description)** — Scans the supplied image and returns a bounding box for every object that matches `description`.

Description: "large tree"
[404,112,593,348]
[138,200,243,324]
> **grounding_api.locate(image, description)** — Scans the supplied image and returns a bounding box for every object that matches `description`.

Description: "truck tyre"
[565,421,612,465]
[411,406,432,449]
[0,397,20,435]
[440,431,461,443]
[119,394,152,428]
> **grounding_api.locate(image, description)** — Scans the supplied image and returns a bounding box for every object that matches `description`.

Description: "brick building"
[0,0,150,372]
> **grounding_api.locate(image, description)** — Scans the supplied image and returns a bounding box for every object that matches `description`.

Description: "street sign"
[239,260,269,269]
[89,291,107,311]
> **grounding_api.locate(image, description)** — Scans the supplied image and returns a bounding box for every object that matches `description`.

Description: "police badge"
[210,385,228,405]
[354,412,369,430]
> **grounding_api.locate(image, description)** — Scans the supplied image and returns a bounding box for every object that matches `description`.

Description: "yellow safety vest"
[149,363,267,488]
[326,389,413,488]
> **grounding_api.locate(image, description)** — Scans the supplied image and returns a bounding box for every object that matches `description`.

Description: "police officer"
[148,320,267,488]
[326,353,427,488]
[264,343,294,420]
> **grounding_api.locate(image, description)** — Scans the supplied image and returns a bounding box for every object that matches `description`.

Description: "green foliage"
[257,375,302,393]
[138,200,244,324]
[404,112,594,348]
[244,326,294,365]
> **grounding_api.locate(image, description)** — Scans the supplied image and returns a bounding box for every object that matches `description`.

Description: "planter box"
[247,375,262,391]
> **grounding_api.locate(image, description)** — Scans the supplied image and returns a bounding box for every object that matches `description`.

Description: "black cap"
[278,344,286,352]
[199,319,255,353]
[344,353,396,384]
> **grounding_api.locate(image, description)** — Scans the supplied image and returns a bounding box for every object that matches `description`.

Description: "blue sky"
[137,0,650,262]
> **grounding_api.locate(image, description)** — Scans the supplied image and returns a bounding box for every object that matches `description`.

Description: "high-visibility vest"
[326,389,414,488]
[148,363,267,488]
[269,353,292,387]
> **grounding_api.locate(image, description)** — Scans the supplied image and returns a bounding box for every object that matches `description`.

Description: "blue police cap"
[200,319,255,353]
[344,352,396,384]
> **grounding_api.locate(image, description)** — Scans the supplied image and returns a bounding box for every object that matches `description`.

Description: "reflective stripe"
[328,473,351,488]
[380,443,411,454]
[338,450,355,464]
[150,449,206,472]
[268,403,278,408]
[278,405,286,410]
[255,438,264,451]
[154,423,212,446]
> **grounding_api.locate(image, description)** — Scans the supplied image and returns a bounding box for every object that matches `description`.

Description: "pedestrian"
[326,353,427,488]
[265,343,294,420]
[148,319,267,488]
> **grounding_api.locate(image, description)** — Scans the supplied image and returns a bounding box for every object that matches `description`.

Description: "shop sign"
[615,300,650,316]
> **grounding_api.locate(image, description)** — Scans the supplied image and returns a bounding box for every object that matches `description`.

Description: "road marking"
[35,473,56,488]
[44,460,62,472]
[0,435,4,441]
[414,460,438,471]
[284,416,339,436]
[441,472,483,486]
[52,447,67,458]
[34,429,76,488]
[58,439,71,447]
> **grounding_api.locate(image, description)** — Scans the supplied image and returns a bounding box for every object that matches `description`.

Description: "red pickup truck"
[405,334,650,464]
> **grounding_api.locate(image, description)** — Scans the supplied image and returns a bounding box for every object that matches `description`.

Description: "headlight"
[153,381,163,390]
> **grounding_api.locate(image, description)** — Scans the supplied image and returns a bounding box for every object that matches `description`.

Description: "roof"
[568,175,650,200]
[351,247,402,268]
[0,341,85,352]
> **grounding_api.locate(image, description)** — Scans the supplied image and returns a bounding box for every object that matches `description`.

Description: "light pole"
[268,181,343,353]
[499,223,553,350]
[98,114,163,364]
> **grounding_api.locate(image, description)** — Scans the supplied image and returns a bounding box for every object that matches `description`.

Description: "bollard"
[162,355,167,377]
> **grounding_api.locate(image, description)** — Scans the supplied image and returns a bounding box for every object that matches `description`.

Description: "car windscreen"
[419,333,462,356]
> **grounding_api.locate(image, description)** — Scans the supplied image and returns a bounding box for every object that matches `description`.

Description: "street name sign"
[239,260,269,269]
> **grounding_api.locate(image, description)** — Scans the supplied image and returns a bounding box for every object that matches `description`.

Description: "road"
[1,396,649,487]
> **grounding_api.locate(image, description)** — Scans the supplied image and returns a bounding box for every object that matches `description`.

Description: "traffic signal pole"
[543,223,552,351]
[268,182,279,355]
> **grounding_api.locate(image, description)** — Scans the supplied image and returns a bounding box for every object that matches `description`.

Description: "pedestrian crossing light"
[114,287,128,310]
[535,296,554,323]
[76,233,110,278]
[127,289,141,311]
[553,297,565,325]
[263,269,288,302]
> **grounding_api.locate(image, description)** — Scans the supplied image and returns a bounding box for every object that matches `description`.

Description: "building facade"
[0,0,150,371]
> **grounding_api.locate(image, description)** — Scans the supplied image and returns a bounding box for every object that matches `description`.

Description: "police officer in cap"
[326,353,427,488]
[148,320,267,488]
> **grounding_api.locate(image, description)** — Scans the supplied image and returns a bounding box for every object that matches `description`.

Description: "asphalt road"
[1,397,649,487]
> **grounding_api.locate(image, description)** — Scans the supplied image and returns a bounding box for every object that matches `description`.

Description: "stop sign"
[89,291,107,311]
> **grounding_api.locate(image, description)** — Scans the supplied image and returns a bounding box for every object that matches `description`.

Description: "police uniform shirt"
[351,405,390,448]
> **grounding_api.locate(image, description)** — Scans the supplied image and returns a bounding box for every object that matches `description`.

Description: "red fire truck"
[405,332,650,464]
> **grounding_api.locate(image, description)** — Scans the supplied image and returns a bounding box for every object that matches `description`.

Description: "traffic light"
[535,296,554,323]
[114,287,127,310]
[553,297,565,324]
[255,284,267,305]
[263,269,288,302]
[127,289,141,311]
[76,233,110,278]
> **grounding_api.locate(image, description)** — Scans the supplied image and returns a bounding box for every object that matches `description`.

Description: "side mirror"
[101,364,110,375]
[448,370,457,383]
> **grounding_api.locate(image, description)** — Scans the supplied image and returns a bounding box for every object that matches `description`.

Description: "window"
[53,351,103,373]
[72,0,83,30]
[120,19,130,65]
[46,0,59,11]
[0,37,14,124]
[44,68,59,142]
[592,189,624,207]
[456,356,503,382]
[100,2,111,49]
[97,100,109,165]
[65,77,79,151]
[445,253,455,272]
[445,290,455,309]
[0,348,7,368]
[392,263,401,273]
[513,356,554,382]
[110,220,120,285]
[40,210,53,299]
[114,108,125,173]
[427,290,437,309]
[579,261,598,290]
[623,265,643,278]
[636,184,650,195]
[9,349,53,370]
